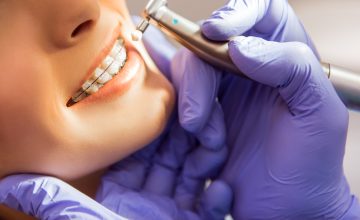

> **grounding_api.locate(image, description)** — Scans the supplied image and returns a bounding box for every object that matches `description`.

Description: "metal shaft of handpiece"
[142,0,360,110]
[136,19,150,33]
[322,63,360,110]
[144,2,241,76]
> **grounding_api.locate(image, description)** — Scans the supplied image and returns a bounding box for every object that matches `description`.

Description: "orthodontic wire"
[72,40,126,101]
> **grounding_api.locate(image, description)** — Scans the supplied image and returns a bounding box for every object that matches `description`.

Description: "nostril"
[71,20,93,38]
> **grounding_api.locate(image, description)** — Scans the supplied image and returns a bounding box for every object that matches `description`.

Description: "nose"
[42,0,100,48]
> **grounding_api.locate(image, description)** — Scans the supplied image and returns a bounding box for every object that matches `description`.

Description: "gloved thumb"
[228,36,330,115]
[198,180,232,220]
[0,175,124,220]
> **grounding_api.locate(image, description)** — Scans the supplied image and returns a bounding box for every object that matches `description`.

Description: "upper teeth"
[71,39,127,103]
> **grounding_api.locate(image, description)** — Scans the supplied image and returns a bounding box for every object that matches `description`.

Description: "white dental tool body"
[135,0,360,110]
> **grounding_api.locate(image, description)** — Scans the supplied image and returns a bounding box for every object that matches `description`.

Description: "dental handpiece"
[135,0,360,110]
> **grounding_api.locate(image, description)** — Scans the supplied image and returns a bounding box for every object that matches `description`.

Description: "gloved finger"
[98,116,176,200]
[175,146,228,210]
[99,133,166,194]
[198,180,232,220]
[143,123,195,196]
[228,36,332,115]
[182,146,228,182]
[131,112,177,163]
[132,16,178,79]
[0,175,124,220]
[201,0,273,41]
[98,182,182,220]
[171,49,221,133]
[196,101,226,150]
[99,157,148,196]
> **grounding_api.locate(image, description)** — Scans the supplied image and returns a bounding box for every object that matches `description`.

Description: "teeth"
[110,41,123,57]
[117,48,127,67]
[97,72,113,84]
[82,80,93,91]
[107,61,121,75]
[93,68,104,79]
[86,83,100,95]
[71,90,88,103]
[101,57,114,69]
[110,47,120,57]
[70,38,127,104]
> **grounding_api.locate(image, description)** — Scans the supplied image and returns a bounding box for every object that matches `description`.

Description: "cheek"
[103,0,131,21]
[0,51,59,148]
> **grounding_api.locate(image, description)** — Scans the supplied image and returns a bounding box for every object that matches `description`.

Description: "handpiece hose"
[139,0,360,110]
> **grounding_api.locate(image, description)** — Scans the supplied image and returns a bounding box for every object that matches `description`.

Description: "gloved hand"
[142,0,360,219]
[0,119,231,220]
[95,121,231,220]
[204,36,354,219]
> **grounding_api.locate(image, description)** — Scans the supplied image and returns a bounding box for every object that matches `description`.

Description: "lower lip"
[73,49,144,107]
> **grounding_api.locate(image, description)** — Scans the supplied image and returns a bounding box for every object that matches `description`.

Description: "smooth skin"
[0,0,174,181]
[0,0,174,218]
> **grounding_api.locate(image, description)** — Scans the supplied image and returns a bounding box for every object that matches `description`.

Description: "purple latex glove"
[214,36,354,219]
[0,175,126,220]
[96,121,231,220]
[0,121,231,220]
[162,0,360,219]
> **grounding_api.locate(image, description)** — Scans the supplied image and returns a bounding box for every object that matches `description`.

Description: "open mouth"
[67,38,127,106]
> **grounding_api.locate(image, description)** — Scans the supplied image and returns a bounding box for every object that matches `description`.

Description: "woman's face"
[0,0,174,179]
